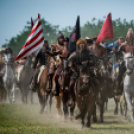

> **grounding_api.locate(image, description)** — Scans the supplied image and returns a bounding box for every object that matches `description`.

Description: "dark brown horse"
[61,68,76,120]
[75,70,96,128]
[93,58,114,122]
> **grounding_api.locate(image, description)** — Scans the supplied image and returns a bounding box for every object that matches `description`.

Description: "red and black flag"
[68,16,81,54]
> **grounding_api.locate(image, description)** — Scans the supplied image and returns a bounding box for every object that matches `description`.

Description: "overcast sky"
[0,0,134,46]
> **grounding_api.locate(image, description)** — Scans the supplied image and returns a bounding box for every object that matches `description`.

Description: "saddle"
[37,65,46,83]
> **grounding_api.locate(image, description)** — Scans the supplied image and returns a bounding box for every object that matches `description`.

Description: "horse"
[61,63,76,120]
[17,54,35,104]
[123,51,134,122]
[2,53,16,103]
[112,64,127,115]
[75,70,96,128]
[34,65,48,114]
[93,58,114,122]
[0,50,7,103]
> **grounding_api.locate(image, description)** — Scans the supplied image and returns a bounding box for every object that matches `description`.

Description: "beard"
[58,40,64,46]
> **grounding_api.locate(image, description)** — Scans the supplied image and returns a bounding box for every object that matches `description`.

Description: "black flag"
[68,16,81,54]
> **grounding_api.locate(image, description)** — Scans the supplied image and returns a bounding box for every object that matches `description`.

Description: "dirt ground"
[0,89,134,134]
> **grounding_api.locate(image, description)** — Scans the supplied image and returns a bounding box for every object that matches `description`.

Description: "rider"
[30,40,48,90]
[117,29,134,92]
[0,46,14,85]
[47,44,57,93]
[46,35,70,117]
[67,38,94,104]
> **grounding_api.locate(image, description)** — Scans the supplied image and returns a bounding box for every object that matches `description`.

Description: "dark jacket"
[33,49,47,69]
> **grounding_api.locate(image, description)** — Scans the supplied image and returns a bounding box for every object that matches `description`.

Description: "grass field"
[0,96,134,134]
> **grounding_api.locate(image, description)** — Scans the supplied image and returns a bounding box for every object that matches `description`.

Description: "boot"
[46,77,52,94]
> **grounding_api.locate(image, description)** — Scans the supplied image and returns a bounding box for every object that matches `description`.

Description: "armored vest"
[76,49,90,64]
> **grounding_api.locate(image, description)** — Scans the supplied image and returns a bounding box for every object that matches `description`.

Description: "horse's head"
[2,53,13,64]
[96,59,107,77]
[24,54,35,69]
[124,51,134,76]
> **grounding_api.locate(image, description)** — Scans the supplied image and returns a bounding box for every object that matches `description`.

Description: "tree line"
[2,17,134,54]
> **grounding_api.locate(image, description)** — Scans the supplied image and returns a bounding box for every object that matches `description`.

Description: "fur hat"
[57,31,64,40]
[76,38,87,45]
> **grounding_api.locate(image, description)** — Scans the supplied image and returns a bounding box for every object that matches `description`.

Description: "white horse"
[124,51,134,122]
[2,53,16,103]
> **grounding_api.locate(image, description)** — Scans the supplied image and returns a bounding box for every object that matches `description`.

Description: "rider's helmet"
[5,46,13,54]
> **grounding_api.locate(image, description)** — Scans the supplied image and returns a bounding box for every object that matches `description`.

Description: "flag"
[31,17,34,30]
[15,14,44,61]
[96,13,113,46]
[68,16,81,54]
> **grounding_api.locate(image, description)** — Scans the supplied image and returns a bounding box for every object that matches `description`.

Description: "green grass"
[0,100,134,134]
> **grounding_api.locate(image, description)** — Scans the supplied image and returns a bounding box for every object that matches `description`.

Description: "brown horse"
[35,66,48,114]
[75,70,96,128]
[61,68,76,120]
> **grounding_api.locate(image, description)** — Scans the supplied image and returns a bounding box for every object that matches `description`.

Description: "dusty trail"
[0,89,134,134]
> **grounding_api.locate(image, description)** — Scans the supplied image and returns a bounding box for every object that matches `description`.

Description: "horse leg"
[114,96,118,115]
[49,95,52,112]
[44,93,49,112]
[70,102,75,121]
[120,101,123,115]
[55,96,63,118]
[93,103,97,123]
[25,87,28,104]
[100,102,104,123]
[105,98,108,111]
[125,92,134,122]
[62,100,69,120]
[80,103,87,128]
[12,83,16,103]
[30,89,33,104]
[20,86,25,103]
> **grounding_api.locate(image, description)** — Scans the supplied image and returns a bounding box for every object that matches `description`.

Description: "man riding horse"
[30,40,49,90]
[67,38,95,105]
[46,33,70,117]
[108,29,134,94]
[117,28,134,93]
[0,46,14,85]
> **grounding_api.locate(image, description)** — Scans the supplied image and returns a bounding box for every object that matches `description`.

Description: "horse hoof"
[114,110,118,115]
[39,109,44,114]
[12,101,15,103]
[87,123,91,128]
[70,116,74,121]
[100,120,103,123]
[93,117,97,123]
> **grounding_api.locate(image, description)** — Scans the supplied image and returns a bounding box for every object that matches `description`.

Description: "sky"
[0,0,134,46]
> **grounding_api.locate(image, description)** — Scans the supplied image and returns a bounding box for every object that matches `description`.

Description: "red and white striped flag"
[15,14,44,60]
